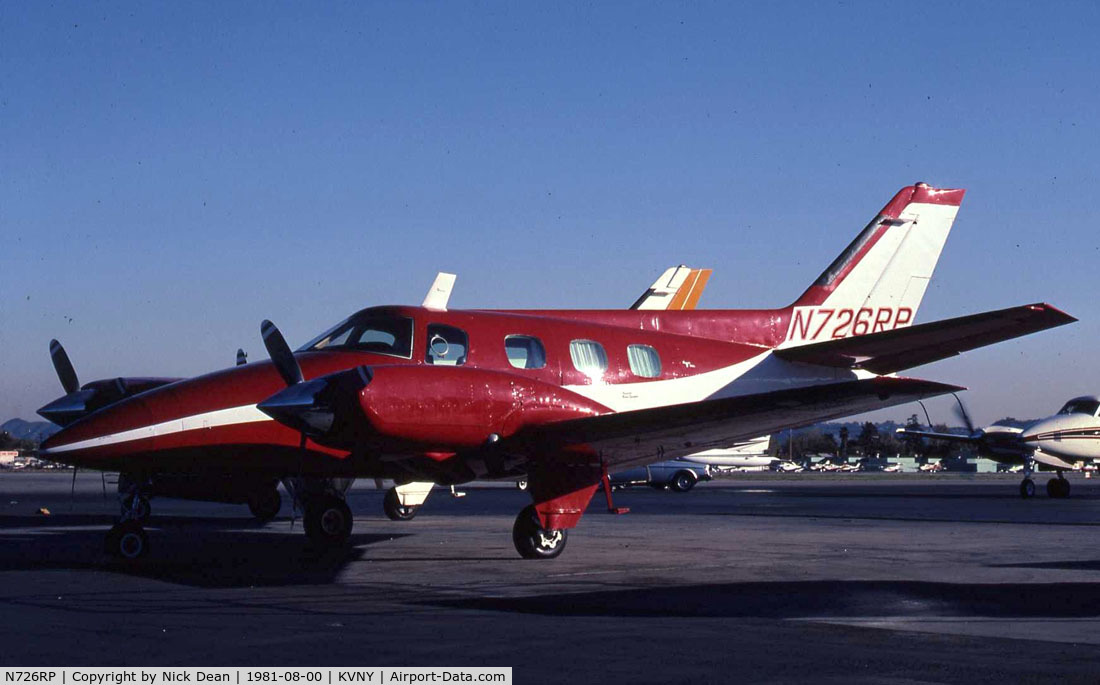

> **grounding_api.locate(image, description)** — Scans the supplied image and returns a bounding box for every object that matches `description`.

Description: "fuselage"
[40,304,868,477]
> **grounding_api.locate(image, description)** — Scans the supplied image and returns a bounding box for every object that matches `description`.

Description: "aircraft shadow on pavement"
[0,518,411,588]
[426,580,1100,619]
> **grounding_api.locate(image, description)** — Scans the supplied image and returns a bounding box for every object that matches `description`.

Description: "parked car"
[609,460,712,492]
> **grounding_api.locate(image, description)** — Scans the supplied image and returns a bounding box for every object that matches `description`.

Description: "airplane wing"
[774,303,1075,375]
[894,428,979,443]
[508,377,961,470]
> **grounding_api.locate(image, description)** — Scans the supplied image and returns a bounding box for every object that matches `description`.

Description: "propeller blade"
[49,339,80,394]
[951,394,976,436]
[261,320,303,386]
[236,348,248,366]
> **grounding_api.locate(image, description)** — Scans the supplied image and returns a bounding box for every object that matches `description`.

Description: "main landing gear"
[512,504,567,559]
[1047,472,1071,499]
[247,486,283,523]
[285,477,356,547]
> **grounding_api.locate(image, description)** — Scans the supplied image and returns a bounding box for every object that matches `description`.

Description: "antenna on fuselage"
[422,272,457,311]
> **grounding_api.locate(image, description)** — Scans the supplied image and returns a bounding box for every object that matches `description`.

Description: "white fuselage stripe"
[40,404,272,454]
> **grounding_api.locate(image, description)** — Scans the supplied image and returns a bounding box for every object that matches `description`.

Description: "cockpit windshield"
[1057,399,1100,416]
[298,313,414,358]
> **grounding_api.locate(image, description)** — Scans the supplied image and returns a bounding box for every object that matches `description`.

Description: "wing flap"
[775,303,1075,375]
[509,377,961,470]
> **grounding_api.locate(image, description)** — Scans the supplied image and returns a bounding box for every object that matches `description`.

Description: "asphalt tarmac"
[3,471,1100,684]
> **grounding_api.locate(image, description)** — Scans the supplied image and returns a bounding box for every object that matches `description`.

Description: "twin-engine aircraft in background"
[38,183,1075,560]
[900,396,1100,498]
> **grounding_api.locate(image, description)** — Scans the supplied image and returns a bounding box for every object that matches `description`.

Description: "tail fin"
[784,183,964,345]
[631,266,712,311]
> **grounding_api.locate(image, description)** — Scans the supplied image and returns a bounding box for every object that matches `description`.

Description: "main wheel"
[1047,477,1071,499]
[512,504,567,560]
[383,487,418,521]
[247,487,282,522]
[670,471,696,493]
[1020,478,1036,498]
[105,521,149,559]
[304,495,353,545]
[121,494,151,524]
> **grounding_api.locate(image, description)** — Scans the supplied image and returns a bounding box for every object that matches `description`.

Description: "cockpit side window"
[298,314,414,359]
[426,324,468,366]
[1058,399,1100,416]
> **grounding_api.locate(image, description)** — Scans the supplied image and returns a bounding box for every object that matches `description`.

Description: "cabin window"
[425,324,468,366]
[505,335,546,369]
[569,340,607,379]
[299,314,414,359]
[627,344,661,378]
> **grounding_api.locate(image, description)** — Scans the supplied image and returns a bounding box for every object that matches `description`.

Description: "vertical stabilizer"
[783,183,964,346]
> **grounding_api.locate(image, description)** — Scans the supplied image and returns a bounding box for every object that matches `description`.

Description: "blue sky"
[2,1,1098,426]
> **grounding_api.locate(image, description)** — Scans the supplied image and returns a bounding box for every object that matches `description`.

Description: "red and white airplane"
[37,183,1074,560]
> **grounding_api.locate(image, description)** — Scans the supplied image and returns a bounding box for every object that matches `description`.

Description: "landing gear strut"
[512,504,567,559]
[1047,472,1071,499]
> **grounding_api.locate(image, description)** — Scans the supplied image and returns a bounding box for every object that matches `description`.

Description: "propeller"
[49,339,80,394]
[256,319,363,442]
[951,393,980,438]
[261,320,303,386]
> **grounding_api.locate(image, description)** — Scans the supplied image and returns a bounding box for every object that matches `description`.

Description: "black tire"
[670,471,696,493]
[512,504,567,560]
[383,487,418,521]
[1020,478,1036,498]
[1047,477,1071,499]
[105,521,149,560]
[121,494,151,524]
[247,487,282,522]
[304,495,353,545]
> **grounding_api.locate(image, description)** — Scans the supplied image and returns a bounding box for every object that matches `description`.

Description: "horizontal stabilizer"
[775,303,1075,375]
[510,376,961,470]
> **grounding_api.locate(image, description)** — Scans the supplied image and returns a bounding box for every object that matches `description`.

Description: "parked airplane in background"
[679,436,776,470]
[37,183,1074,561]
[899,396,1100,498]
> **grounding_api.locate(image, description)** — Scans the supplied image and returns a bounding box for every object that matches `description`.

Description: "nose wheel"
[512,504,567,559]
[1019,478,1036,498]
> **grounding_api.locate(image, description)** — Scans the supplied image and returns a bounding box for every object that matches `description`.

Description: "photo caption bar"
[0,669,511,685]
